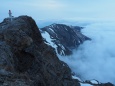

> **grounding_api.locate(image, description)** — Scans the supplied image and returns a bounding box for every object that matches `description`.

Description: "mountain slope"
[0,16,114,86]
[41,23,90,55]
[0,16,80,86]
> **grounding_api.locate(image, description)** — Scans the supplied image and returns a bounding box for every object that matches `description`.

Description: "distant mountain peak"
[41,23,90,56]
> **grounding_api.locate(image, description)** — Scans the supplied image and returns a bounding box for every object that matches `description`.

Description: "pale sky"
[0,0,115,22]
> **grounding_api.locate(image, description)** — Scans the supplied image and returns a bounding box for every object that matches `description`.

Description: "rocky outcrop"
[41,24,90,55]
[80,80,114,86]
[0,16,80,86]
[0,16,114,86]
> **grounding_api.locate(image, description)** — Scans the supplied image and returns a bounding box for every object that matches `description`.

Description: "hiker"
[9,10,12,18]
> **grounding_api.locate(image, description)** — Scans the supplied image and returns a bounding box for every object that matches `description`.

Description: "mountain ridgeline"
[0,16,114,86]
[41,24,91,55]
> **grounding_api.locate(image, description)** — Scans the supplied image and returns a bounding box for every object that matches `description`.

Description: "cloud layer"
[59,22,115,84]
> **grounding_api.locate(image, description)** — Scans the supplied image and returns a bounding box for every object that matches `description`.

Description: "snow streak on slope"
[41,31,66,55]
[59,22,115,84]
[41,31,57,49]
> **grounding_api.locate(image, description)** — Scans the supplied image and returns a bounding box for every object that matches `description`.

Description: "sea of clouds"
[59,22,115,84]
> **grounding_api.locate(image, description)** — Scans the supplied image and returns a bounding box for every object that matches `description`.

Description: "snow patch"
[65,27,68,31]
[41,31,57,50]
[72,75,81,81]
[90,80,99,84]
[49,28,55,33]
[80,83,93,86]
[60,50,65,56]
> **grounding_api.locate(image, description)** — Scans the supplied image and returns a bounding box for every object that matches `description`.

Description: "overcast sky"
[1,0,115,22]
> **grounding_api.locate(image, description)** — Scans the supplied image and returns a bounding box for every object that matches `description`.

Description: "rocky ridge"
[41,23,90,55]
[0,16,79,86]
[0,15,114,86]
[40,23,114,85]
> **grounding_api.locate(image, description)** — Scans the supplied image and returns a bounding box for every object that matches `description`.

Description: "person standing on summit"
[8,10,13,21]
[9,10,12,17]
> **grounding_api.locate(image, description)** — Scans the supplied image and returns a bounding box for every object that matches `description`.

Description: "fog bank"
[59,22,115,84]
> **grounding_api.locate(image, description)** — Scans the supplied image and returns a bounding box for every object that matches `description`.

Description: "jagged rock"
[41,23,90,55]
[0,16,80,86]
[0,16,114,86]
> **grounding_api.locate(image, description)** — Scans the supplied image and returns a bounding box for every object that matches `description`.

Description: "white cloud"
[59,22,115,84]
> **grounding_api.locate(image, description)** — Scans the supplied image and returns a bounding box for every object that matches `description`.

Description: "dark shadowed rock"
[41,23,90,55]
[0,16,80,86]
[80,80,114,86]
